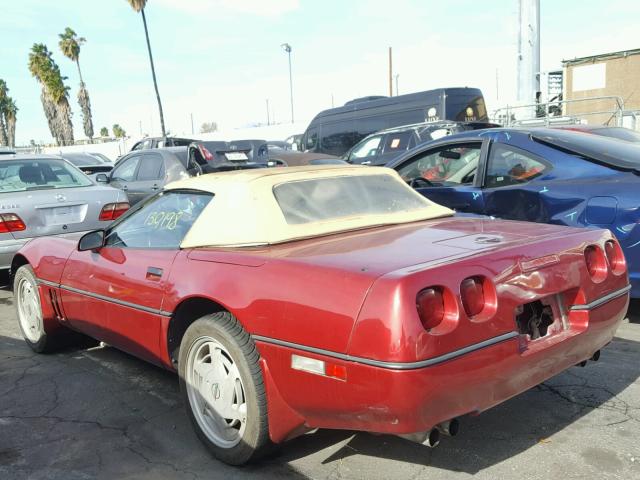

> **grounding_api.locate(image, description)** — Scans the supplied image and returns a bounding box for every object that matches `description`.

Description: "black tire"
[178,312,271,465]
[13,265,96,353]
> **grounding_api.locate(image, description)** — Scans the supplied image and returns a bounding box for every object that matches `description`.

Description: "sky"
[1,0,639,145]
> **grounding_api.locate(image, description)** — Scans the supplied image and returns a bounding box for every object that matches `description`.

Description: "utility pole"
[139,120,142,136]
[281,43,294,123]
[190,113,194,135]
[395,74,400,96]
[266,99,270,125]
[388,47,393,96]
[517,0,540,114]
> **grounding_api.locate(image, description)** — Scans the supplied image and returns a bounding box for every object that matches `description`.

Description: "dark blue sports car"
[387,127,640,297]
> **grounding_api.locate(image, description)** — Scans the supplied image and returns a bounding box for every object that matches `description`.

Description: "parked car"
[188,140,268,172]
[13,165,628,466]
[0,154,128,272]
[59,152,114,180]
[97,147,200,205]
[0,147,16,155]
[388,127,640,296]
[345,121,500,166]
[89,152,114,163]
[301,87,488,156]
[266,150,347,167]
[130,136,196,151]
[554,125,640,142]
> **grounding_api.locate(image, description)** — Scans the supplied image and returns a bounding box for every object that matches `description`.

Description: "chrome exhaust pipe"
[591,350,600,362]
[398,428,440,448]
[436,418,460,437]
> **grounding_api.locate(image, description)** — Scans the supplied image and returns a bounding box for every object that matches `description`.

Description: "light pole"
[281,43,294,123]
[394,74,400,96]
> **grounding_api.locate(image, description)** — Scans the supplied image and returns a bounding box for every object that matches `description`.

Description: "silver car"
[0,154,129,271]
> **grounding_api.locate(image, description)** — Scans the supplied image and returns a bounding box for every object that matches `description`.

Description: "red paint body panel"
[15,216,629,443]
[255,294,627,434]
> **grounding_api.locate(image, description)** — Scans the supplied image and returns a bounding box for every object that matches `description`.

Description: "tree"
[59,27,94,140]
[100,126,109,137]
[200,121,218,133]
[4,98,17,147]
[28,43,74,146]
[112,124,126,138]
[126,0,166,137]
[0,80,8,146]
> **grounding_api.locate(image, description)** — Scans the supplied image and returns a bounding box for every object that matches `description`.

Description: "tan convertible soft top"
[166,165,453,248]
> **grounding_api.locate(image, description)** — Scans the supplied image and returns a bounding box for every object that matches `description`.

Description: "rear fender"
[348,228,628,364]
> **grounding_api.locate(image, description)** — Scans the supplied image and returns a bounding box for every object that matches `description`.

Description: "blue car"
[387,127,640,297]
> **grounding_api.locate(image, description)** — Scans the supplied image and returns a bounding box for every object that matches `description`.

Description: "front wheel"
[178,312,271,465]
[14,265,50,353]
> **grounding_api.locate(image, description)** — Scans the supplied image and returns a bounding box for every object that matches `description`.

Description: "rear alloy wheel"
[14,265,48,352]
[178,312,270,465]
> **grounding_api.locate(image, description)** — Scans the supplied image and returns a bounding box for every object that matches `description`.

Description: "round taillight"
[584,245,607,281]
[460,276,485,317]
[604,240,626,275]
[416,287,445,331]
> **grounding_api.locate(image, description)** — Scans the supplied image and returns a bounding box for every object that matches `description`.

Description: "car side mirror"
[95,173,109,183]
[78,230,105,252]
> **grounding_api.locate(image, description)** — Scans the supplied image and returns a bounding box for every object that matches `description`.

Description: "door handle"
[146,266,163,281]
[122,185,128,191]
[151,185,159,191]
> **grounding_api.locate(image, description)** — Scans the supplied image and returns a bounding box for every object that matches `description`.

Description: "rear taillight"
[198,145,213,161]
[460,276,485,317]
[416,287,445,331]
[99,202,130,222]
[0,213,26,233]
[584,245,607,281]
[604,240,626,275]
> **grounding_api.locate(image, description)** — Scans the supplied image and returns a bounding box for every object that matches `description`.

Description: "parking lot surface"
[1,282,639,480]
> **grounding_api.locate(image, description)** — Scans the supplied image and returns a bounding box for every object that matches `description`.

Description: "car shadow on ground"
[2,295,640,478]
[1,327,639,479]
[273,333,640,474]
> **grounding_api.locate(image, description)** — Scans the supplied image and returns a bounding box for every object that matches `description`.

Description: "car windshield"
[0,159,92,192]
[273,174,430,225]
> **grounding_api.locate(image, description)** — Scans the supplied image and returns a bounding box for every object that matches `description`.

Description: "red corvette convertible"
[12,165,629,465]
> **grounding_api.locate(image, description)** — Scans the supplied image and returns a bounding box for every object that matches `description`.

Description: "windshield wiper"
[26,185,55,191]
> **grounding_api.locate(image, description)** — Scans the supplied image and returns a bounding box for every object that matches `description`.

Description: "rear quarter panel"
[164,249,375,354]
[348,227,628,363]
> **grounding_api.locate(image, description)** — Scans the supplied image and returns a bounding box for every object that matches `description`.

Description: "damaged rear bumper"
[255,286,629,442]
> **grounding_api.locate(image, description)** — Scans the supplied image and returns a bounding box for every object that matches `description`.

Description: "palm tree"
[4,98,17,147]
[59,27,94,140]
[0,79,8,146]
[126,0,166,137]
[28,43,74,146]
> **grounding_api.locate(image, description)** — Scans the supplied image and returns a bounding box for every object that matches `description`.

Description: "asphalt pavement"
[1,278,639,480]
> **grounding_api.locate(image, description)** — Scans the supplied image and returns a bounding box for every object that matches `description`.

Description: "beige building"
[563,48,640,125]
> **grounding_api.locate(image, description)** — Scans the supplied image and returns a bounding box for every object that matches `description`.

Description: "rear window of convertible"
[273,174,429,225]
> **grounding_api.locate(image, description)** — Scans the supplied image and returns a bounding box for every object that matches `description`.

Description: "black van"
[301,87,488,156]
